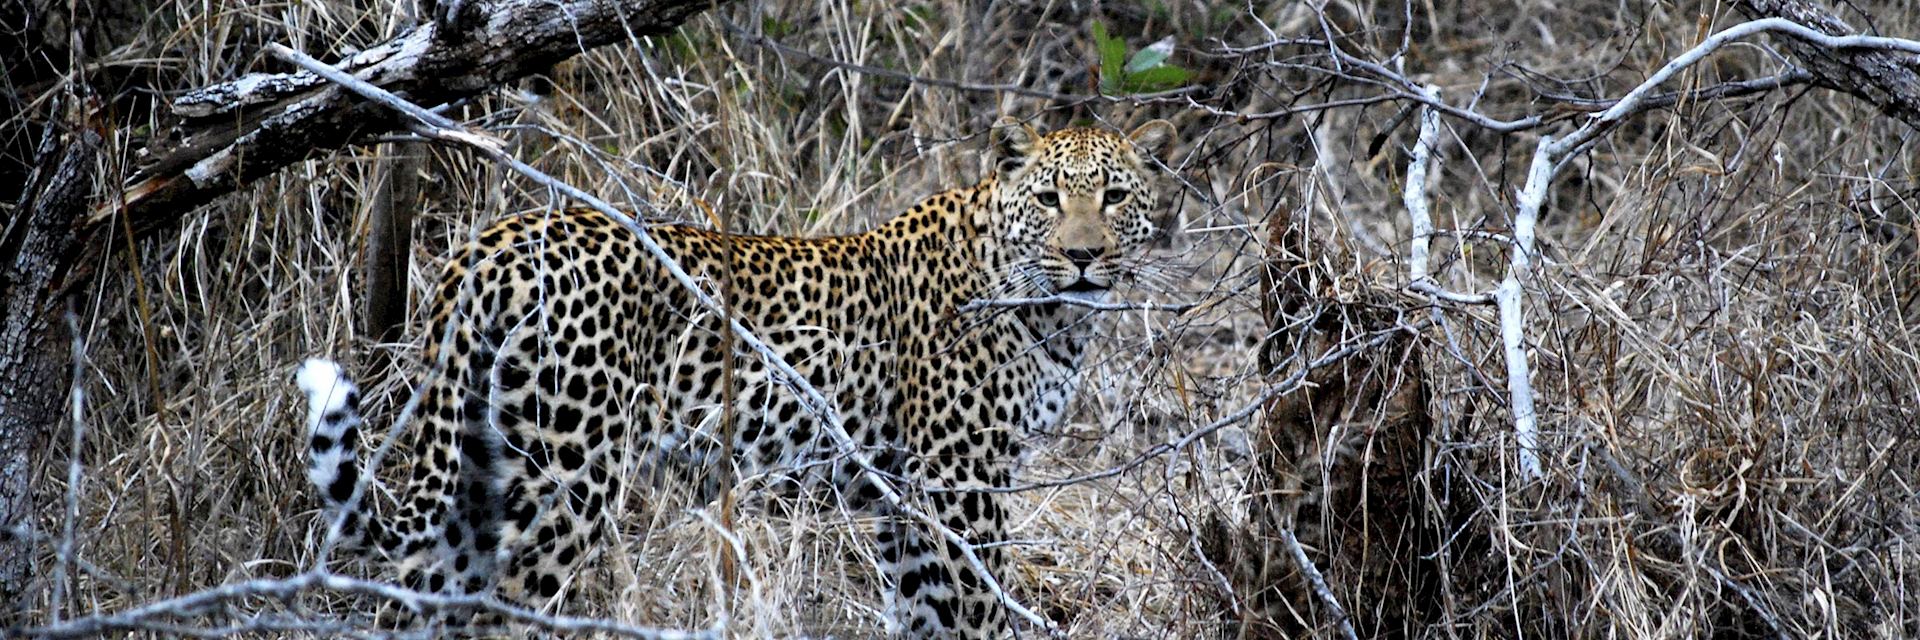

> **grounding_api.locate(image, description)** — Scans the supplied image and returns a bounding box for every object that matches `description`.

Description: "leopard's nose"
[1063,247,1105,270]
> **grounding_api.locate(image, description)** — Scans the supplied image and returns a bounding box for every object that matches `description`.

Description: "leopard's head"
[985,116,1176,302]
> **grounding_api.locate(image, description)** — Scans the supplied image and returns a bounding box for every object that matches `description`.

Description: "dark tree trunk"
[0,0,158,619]
[362,144,421,375]
[0,127,100,621]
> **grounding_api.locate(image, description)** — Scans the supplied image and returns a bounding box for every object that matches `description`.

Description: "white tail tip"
[295,358,356,416]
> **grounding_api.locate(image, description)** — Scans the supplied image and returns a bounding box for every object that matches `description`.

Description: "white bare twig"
[1385,16,1920,481]
[1399,87,1491,305]
[1228,16,1920,137]
[1408,280,1494,305]
[51,312,87,624]
[1166,500,1239,617]
[264,43,1056,632]
[954,295,1200,314]
[1495,144,1551,480]
[1279,528,1357,640]
[1466,16,1915,480]
[1401,92,1442,287]
[18,571,722,640]
[1396,86,1537,476]
[1597,18,1920,124]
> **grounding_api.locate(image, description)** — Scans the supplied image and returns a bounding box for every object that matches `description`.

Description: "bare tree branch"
[963,320,1423,495]
[17,571,722,640]
[1596,17,1920,124]
[49,312,86,624]
[93,0,728,239]
[1495,143,1550,480]
[1384,15,1920,480]
[1537,69,1814,112]
[1735,0,1920,129]
[1399,86,1480,304]
[954,295,1202,314]
[1280,528,1358,640]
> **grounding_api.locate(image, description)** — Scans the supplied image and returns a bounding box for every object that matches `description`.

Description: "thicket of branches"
[6,0,1919,637]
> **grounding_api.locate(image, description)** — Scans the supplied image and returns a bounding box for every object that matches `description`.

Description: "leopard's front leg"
[881,456,1015,639]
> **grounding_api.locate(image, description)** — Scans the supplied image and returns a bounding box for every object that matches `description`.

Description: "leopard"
[293,115,1176,638]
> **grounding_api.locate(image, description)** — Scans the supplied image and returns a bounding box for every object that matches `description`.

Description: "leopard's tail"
[294,359,394,556]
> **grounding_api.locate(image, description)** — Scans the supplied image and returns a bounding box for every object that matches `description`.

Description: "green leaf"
[1092,21,1126,95]
[1122,65,1190,93]
[760,16,794,38]
[1125,36,1175,74]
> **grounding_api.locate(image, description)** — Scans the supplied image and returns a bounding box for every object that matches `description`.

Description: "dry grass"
[22,0,1920,637]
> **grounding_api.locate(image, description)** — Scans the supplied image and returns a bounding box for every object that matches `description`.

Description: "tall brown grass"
[23,0,1920,637]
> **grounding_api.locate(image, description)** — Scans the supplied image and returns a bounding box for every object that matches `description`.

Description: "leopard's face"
[986,118,1176,301]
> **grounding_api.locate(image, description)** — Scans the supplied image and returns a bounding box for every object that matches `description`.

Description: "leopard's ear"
[1128,119,1176,160]
[992,116,1042,176]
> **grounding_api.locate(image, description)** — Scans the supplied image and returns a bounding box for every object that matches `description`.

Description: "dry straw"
[15,0,1920,638]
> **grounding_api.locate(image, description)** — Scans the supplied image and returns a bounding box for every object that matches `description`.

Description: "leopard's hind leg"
[477,316,636,613]
[296,358,484,625]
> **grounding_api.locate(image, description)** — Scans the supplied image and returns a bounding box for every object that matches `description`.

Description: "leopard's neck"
[865,179,1093,369]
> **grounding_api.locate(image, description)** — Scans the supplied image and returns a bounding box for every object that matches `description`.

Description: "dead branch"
[965,320,1424,495]
[1400,88,1488,305]
[1279,528,1358,640]
[95,0,727,239]
[1736,0,1920,129]
[1390,16,1920,480]
[17,571,723,639]
[48,312,86,624]
[953,295,1202,314]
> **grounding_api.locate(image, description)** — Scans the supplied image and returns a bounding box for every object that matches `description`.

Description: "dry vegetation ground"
[21,0,1920,637]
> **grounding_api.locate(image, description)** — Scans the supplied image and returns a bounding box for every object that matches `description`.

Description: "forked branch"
[1395,16,1920,480]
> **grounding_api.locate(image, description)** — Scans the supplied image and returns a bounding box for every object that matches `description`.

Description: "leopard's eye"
[1035,191,1060,208]
[1103,189,1130,206]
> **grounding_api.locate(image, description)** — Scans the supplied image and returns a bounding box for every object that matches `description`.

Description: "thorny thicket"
[16,0,1920,637]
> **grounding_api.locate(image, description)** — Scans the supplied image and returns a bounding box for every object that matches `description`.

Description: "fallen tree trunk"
[99,0,726,239]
